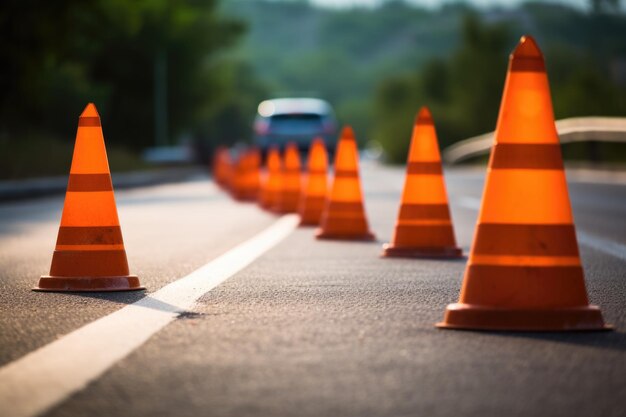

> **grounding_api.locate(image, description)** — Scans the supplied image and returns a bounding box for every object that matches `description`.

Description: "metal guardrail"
[442,116,626,164]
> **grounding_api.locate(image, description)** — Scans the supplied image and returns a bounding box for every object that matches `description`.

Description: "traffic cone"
[229,154,243,198]
[383,107,461,258]
[437,36,610,331]
[259,146,282,210]
[212,146,230,189]
[316,126,375,240]
[35,103,143,292]
[220,148,234,192]
[274,142,301,213]
[299,138,329,226]
[232,148,260,201]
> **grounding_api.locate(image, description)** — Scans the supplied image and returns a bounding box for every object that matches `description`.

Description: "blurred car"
[253,98,337,157]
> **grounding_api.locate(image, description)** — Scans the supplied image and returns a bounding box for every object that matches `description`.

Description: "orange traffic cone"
[383,107,461,258]
[212,146,230,189]
[316,126,375,240]
[299,138,329,226]
[437,36,610,331]
[274,142,301,213]
[35,104,143,292]
[259,146,282,210]
[229,154,244,198]
[232,148,260,201]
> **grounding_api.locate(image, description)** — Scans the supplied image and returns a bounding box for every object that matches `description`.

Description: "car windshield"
[268,113,323,135]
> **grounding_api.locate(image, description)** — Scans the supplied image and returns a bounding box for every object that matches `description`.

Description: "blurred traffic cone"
[35,103,143,292]
[232,148,260,201]
[274,142,301,213]
[212,146,230,189]
[259,146,282,210]
[316,126,375,240]
[383,107,461,258]
[299,138,329,226]
[437,36,610,331]
[220,148,235,191]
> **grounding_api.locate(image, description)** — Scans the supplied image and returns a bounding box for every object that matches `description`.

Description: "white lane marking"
[577,231,626,262]
[0,214,299,417]
[454,196,626,262]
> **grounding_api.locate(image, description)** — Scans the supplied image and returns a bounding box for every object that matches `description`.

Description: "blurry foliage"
[373,14,511,162]
[0,0,265,167]
[2,0,625,176]
[372,6,626,163]
[0,133,147,179]
[221,0,464,143]
[223,0,625,163]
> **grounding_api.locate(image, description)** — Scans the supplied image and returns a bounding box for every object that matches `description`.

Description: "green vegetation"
[373,6,626,162]
[220,0,466,143]
[0,133,147,179]
[222,0,626,163]
[0,0,263,179]
[1,0,625,179]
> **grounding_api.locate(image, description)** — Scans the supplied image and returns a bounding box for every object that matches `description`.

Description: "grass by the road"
[0,134,149,180]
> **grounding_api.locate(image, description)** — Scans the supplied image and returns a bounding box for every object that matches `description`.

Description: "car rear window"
[269,114,323,135]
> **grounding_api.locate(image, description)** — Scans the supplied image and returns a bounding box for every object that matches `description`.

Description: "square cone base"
[436,303,612,332]
[34,275,144,292]
[315,230,376,241]
[382,244,463,259]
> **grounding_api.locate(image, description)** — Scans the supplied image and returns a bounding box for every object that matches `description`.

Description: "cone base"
[270,205,298,214]
[382,244,463,259]
[315,230,376,241]
[232,192,258,202]
[34,275,144,292]
[299,219,320,227]
[437,303,612,332]
[234,196,257,202]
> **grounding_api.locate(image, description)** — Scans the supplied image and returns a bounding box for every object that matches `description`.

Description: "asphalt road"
[0,164,625,417]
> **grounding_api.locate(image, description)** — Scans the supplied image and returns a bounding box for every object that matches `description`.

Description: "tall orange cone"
[437,36,610,331]
[274,142,301,213]
[299,138,329,226]
[383,107,461,258]
[316,126,375,240]
[259,146,282,210]
[35,104,143,292]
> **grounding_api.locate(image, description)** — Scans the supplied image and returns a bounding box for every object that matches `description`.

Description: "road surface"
[0,164,624,417]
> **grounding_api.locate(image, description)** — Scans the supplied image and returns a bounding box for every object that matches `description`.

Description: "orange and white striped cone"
[35,104,143,292]
[259,146,282,210]
[298,138,329,226]
[382,107,461,258]
[437,36,610,331]
[316,126,375,240]
[274,142,302,213]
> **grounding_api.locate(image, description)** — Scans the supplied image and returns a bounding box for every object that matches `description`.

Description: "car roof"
[257,98,333,117]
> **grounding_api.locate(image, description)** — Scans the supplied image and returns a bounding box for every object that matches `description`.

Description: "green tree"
[0,0,249,151]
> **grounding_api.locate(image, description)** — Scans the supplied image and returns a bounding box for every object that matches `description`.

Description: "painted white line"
[0,214,299,417]
[454,196,626,262]
[577,231,626,262]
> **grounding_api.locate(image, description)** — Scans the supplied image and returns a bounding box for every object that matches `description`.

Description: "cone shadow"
[68,292,205,319]
[484,330,626,353]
